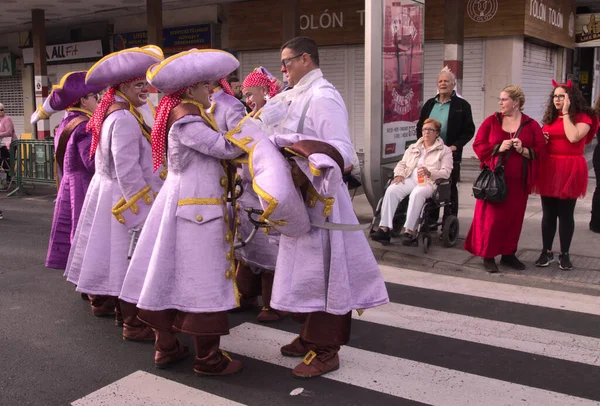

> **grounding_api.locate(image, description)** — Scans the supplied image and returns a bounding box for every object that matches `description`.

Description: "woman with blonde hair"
[464,85,546,273]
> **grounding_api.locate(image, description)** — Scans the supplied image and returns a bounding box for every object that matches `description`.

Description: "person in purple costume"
[31,71,104,271]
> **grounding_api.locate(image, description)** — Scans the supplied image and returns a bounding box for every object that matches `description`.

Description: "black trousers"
[541,196,577,254]
[591,144,600,232]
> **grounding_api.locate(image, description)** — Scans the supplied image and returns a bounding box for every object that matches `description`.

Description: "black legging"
[591,143,600,231]
[541,196,577,254]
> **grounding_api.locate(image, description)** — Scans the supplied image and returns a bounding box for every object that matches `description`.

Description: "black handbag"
[472,119,530,202]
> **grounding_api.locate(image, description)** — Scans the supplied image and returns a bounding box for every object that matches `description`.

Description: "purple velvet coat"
[46,110,95,270]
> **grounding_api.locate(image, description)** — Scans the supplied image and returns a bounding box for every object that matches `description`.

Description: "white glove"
[259,100,287,126]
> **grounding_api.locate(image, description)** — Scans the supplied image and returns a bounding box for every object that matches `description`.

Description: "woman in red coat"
[465,86,545,273]
[533,80,599,270]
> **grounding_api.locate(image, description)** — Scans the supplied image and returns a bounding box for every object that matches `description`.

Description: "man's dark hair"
[227,76,240,85]
[281,36,319,67]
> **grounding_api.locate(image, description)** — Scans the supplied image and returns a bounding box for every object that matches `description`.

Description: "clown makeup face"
[120,80,150,107]
[187,82,212,108]
[243,86,268,112]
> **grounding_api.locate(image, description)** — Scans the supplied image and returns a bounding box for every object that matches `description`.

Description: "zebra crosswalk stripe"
[222,323,599,406]
[380,265,600,315]
[353,302,600,366]
[71,370,245,406]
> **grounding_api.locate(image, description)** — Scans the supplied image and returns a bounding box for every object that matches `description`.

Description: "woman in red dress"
[465,86,545,273]
[533,80,599,270]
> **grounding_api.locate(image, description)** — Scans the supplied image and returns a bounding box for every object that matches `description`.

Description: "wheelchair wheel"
[421,234,432,253]
[442,215,459,247]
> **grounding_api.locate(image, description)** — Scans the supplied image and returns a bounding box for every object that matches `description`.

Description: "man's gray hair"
[438,67,456,84]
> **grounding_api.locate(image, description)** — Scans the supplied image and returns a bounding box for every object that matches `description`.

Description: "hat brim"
[147,49,239,95]
[86,45,164,88]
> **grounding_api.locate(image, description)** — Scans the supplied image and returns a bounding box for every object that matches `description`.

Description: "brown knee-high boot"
[119,300,154,342]
[292,311,352,379]
[88,295,116,317]
[256,271,287,323]
[154,330,189,369]
[192,335,243,376]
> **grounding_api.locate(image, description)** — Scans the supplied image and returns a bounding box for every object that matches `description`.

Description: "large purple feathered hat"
[30,71,105,124]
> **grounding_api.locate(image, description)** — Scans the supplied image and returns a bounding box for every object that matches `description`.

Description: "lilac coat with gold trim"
[212,90,280,271]
[64,96,164,296]
[120,114,250,312]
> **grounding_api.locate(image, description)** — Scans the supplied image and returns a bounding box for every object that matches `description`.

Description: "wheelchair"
[369,176,459,253]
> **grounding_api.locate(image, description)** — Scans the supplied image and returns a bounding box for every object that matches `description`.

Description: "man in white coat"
[258,36,389,378]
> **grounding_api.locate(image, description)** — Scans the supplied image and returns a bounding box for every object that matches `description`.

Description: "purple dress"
[46,110,95,270]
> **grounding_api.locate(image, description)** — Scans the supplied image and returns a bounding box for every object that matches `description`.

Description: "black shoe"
[500,254,526,270]
[590,222,600,234]
[371,228,391,243]
[483,258,499,273]
[534,250,554,267]
[558,253,573,270]
[400,232,417,246]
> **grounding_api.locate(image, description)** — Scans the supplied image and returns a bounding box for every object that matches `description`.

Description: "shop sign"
[524,0,576,48]
[227,0,365,51]
[426,0,575,48]
[113,24,212,53]
[23,40,103,64]
[575,13,600,47]
[381,1,423,160]
[0,53,15,76]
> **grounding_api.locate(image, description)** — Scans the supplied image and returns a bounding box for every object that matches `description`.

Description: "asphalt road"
[1,195,600,406]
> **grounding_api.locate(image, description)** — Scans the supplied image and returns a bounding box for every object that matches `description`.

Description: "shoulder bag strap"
[495,118,532,169]
[55,116,89,171]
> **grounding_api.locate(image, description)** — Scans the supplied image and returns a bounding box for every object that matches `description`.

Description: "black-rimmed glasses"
[281,53,307,68]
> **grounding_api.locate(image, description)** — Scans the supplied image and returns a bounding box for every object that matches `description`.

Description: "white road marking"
[223,323,598,406]
[71,370,245,406]
[354,302,600,366]
[380,265,600,315]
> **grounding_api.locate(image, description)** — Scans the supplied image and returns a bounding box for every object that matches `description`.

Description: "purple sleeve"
[74,124,95,174]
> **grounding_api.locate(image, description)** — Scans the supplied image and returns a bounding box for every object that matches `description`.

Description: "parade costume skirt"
[534,154,589,199]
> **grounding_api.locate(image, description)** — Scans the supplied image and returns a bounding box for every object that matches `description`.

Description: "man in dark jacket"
[416,69,475,219]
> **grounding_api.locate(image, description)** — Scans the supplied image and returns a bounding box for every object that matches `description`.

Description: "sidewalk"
[356,140,600,295]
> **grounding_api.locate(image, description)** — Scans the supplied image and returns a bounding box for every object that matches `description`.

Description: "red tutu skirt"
[533,154,588,199]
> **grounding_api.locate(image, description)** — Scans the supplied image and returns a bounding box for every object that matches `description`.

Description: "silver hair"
[438,68,456,85]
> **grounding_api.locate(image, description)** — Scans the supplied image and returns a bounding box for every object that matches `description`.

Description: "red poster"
[382,1,423,159]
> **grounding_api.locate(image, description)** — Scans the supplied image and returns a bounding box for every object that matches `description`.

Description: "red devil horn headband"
[552,79,572,90]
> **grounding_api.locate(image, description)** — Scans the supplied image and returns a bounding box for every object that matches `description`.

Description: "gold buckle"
[221,350,232,362]
[302,350,317,365]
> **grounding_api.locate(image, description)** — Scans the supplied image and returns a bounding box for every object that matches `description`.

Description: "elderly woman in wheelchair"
[371,118,454,245]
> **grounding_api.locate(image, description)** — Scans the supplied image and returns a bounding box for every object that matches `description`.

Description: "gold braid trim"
[220,160,241,307]
[66,107,93,118]
[177,198,222,206]
[112,185,153,224]
[115,90,152,144]
[36,104,51,120]
[180,99,220,132]
[307,184,335,217]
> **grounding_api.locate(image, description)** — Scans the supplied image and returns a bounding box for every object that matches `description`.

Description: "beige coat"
[393,137,453,186]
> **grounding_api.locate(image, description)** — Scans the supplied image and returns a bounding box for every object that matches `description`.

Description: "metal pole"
[363,0,384,209]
